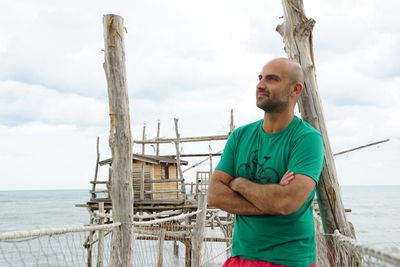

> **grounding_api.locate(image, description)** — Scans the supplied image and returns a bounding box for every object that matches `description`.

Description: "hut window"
[161,164,169,179]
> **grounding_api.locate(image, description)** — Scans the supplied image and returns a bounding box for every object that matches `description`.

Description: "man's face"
[255,61,293,113]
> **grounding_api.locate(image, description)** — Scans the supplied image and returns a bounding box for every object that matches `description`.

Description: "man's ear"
[291,82,303,97]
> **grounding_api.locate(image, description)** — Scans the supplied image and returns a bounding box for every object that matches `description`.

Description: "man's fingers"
[280,171,295,185]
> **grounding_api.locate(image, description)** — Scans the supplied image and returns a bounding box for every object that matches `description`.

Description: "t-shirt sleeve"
[215,131,236,177]
[287,132,324,183]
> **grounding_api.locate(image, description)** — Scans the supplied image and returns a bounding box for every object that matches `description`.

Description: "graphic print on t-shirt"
[238,149,280,184]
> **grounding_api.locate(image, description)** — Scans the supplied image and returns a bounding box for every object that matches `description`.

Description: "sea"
[0,186,399,264]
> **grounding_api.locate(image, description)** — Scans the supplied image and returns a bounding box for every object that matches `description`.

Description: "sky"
[1,0,399,190]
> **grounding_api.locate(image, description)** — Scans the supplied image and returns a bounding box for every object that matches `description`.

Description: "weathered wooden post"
[156,120,161,156]
[103,14,134,266]
[191,194,207,267]
[276,0,357,265]
[174,118,186,199]
[97,202,105,267]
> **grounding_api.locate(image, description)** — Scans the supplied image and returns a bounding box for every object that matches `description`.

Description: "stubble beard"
[256,91,290,113]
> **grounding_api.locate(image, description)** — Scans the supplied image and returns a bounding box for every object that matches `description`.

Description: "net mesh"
[132,209,231,266]
[314,212,400,267]
[0,224,116,267]
[1,210,399,266]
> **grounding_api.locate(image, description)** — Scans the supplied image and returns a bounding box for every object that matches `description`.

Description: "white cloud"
[0,0,399,189]
[0,81,108,127]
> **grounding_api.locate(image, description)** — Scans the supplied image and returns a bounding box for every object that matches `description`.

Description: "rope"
[332,230,400,265]
[0,222,121,241]
[201,244,232,266]
[133,210,202,226]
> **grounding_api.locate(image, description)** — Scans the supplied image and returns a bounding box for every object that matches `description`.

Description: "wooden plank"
[90,190,109,194]
[144,179,184,183]
[145,189,183,194]
[103,14,134,266]
[90,181,108,184]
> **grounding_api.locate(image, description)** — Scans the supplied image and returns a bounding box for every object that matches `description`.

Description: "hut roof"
[99,154,188,166]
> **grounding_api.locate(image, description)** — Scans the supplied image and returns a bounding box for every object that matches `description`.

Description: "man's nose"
[257,79,265,89]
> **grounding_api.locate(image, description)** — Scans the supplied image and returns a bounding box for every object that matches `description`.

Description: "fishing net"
[0,224,118,267]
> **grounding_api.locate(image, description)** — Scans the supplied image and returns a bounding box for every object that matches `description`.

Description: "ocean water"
[0,190,90,232]
[0,186,399,248]
[341,185,400,248]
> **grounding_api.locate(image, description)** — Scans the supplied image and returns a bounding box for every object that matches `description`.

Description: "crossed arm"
[207,169,316,215]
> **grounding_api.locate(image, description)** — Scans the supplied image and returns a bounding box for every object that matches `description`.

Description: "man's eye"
[258,75,262,81]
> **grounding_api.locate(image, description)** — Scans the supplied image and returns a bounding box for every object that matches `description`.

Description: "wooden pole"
[174,118,186,198]
[97,202,105,267]
[209,145,213,178]
[276,0,357,265]
[142,123,146,154]
[191,194,207,267]
[156,120,161,156]
[103,14,134,267]
[229,109,235,134]
[141,124,146,201]
[334,139,389,156]
[91,137,100,200]
[156,228,166,267]
[140,163,145,201]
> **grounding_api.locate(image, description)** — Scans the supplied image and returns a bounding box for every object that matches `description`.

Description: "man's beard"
[256,94,289,112]
[256,98,288,112]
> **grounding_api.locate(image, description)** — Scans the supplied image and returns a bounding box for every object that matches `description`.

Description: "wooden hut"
[98,154,188,202]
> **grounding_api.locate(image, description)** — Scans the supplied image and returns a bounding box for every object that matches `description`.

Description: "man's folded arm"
[207,169,263,215]
[229,174,316,215]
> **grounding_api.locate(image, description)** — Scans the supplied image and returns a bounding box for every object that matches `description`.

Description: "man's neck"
[262,111,294,134]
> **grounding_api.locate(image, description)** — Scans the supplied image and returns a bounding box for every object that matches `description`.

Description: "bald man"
[208,58,324,267]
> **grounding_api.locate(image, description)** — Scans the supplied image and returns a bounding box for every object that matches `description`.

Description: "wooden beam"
[103,14,134,266]
[334,139,389,156]
[133,134,228,144]
[162,153,222,158]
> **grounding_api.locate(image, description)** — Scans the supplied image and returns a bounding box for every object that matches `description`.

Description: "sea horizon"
[1,185,399,249]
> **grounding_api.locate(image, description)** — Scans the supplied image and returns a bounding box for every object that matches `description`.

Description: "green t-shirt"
[216,116,324,267]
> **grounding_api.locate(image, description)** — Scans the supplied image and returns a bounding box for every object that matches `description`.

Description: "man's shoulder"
[294,117,322,138]
[232,119,263,135]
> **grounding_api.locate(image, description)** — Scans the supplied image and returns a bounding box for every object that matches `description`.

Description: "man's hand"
[229,170,295,191]
[280,170,295,186]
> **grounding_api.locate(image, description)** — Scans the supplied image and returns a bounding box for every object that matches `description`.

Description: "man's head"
[256,58,304,113]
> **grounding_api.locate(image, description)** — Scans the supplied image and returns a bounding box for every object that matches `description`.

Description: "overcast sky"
[1,0,399,190]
